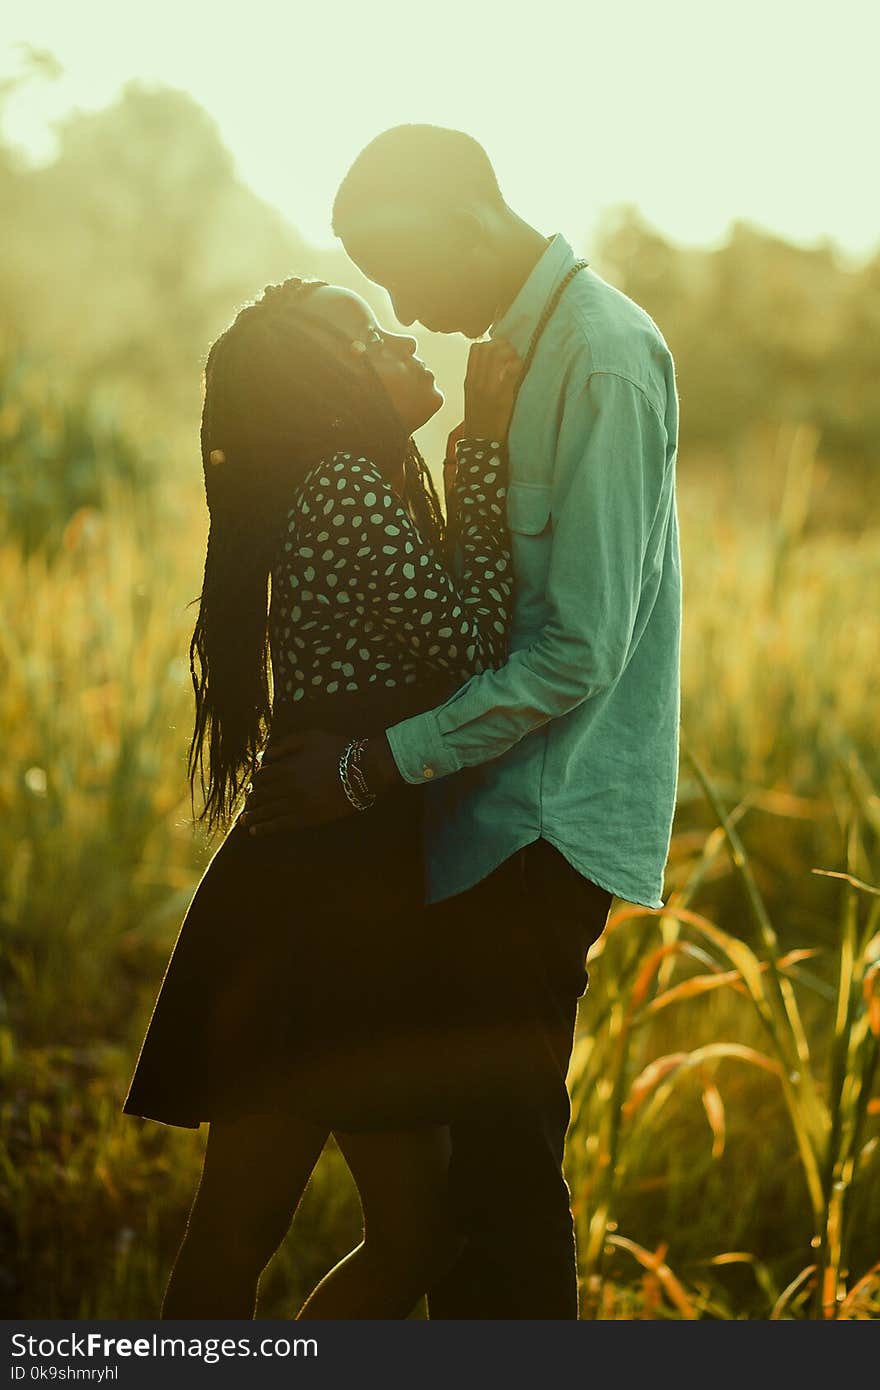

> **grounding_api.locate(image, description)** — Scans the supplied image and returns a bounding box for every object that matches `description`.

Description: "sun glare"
[1,0,877,257]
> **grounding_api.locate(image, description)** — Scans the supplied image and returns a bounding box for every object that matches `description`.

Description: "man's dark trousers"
[426,837,613,1320]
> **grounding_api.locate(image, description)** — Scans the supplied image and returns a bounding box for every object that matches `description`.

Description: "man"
[243,124,681,1318]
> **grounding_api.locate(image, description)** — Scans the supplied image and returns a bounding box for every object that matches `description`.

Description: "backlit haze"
[2,0,878,262]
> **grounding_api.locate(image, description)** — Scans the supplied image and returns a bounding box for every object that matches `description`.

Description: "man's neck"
[490,214,553,327]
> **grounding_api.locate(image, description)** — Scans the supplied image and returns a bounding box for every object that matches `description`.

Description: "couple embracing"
[123,124,682,1320]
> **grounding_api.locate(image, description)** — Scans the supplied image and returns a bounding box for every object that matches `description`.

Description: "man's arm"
[241,370,672,834]
[381,370,673,786]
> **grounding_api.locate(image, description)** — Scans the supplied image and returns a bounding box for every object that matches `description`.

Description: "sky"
[2,0,878,260]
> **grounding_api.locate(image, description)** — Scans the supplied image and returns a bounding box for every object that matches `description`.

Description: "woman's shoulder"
[289,451,387,518]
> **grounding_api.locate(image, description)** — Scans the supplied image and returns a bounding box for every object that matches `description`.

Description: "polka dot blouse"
[269,438,512,710]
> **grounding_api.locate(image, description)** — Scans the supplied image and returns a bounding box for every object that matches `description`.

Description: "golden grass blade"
[672,1042,782,1073]
[746,789,832,819]
[643,949,823,1018]
[701,1081,726,1158]
[669,799,753,917]
[623,1052,689,1118]
[644,969,744,1015]
[629,942,724,1010]
[770,1264,817,1319]
[865,966,880,1038]
[779,949,824,966]
[861,903,880,961]
[585,903,661,961]
[606,1234,697,1319]
[828,876,858,1137]
[811,869,880,898]
[836,1261,880,1318]
[703,1251,780,1306]
[708,1251,759,1263]
[624,1044,781,1121]
[681,737,782,952]
[769,422,818,609]
[824,719,880,840]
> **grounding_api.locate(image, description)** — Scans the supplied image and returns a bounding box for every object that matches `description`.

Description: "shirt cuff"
[385,707,461,785]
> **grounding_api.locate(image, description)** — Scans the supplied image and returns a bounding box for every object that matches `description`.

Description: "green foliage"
[0,77,469,472]
[0,347,162,555]
[593,209,880,524]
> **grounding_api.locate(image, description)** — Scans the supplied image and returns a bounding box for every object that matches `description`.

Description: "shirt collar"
[489,232,579,354]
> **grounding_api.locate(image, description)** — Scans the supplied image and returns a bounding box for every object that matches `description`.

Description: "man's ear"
[449,207,490,254]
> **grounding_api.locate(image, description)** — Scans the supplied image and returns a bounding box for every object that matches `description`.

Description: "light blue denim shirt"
[386,234,682,908]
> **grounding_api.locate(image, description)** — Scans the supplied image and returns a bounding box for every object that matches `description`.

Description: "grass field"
[1,390,878,1319]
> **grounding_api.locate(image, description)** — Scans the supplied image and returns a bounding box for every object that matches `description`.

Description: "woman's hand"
[443,421,465,511]
[462,336,522,441]
[238,731,354,834]
[238,730,401,835]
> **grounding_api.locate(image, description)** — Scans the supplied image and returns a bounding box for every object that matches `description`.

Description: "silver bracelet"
[338,737,376,812]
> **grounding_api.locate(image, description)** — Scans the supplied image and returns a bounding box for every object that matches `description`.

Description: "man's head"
[332,124,513,338]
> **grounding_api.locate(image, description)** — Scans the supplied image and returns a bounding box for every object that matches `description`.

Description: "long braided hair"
[187,276,445,838]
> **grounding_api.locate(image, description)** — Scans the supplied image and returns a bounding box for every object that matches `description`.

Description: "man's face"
[337,205,500,339]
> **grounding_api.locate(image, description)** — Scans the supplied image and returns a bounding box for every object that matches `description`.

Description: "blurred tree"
[1,76,876,517]
[0,76,466,469]
[1,83,314,422]
[594,209,879,478]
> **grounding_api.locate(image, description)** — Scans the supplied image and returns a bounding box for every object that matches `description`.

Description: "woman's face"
[299,286,444,435]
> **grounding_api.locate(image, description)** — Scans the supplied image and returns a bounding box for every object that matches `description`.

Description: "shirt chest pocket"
[506,482,553,629]
[507,481,552,536]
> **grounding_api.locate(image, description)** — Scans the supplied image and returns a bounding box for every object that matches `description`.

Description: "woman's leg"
[296,1126,464,1320]
[162,1108,329,1319]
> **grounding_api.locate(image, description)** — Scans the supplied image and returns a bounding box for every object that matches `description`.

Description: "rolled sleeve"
[386,370,671,780]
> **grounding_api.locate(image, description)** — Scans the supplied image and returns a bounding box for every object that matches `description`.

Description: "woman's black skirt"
[122,695,558,1133]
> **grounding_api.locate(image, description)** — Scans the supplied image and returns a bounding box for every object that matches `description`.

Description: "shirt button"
[422,765,435,779]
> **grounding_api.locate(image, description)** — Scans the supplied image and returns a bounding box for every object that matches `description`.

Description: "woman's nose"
[390,332,418,357]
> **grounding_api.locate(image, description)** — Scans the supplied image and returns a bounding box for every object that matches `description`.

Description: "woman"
[121,275,524,1318]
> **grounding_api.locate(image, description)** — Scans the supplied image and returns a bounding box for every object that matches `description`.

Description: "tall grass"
[569,746,880,1319]
[1,392,878,1318]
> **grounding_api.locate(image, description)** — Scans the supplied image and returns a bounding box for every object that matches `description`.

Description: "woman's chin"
[411,385,445,431]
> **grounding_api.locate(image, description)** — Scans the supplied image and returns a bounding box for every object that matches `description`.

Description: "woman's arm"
[293,445,513,683]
